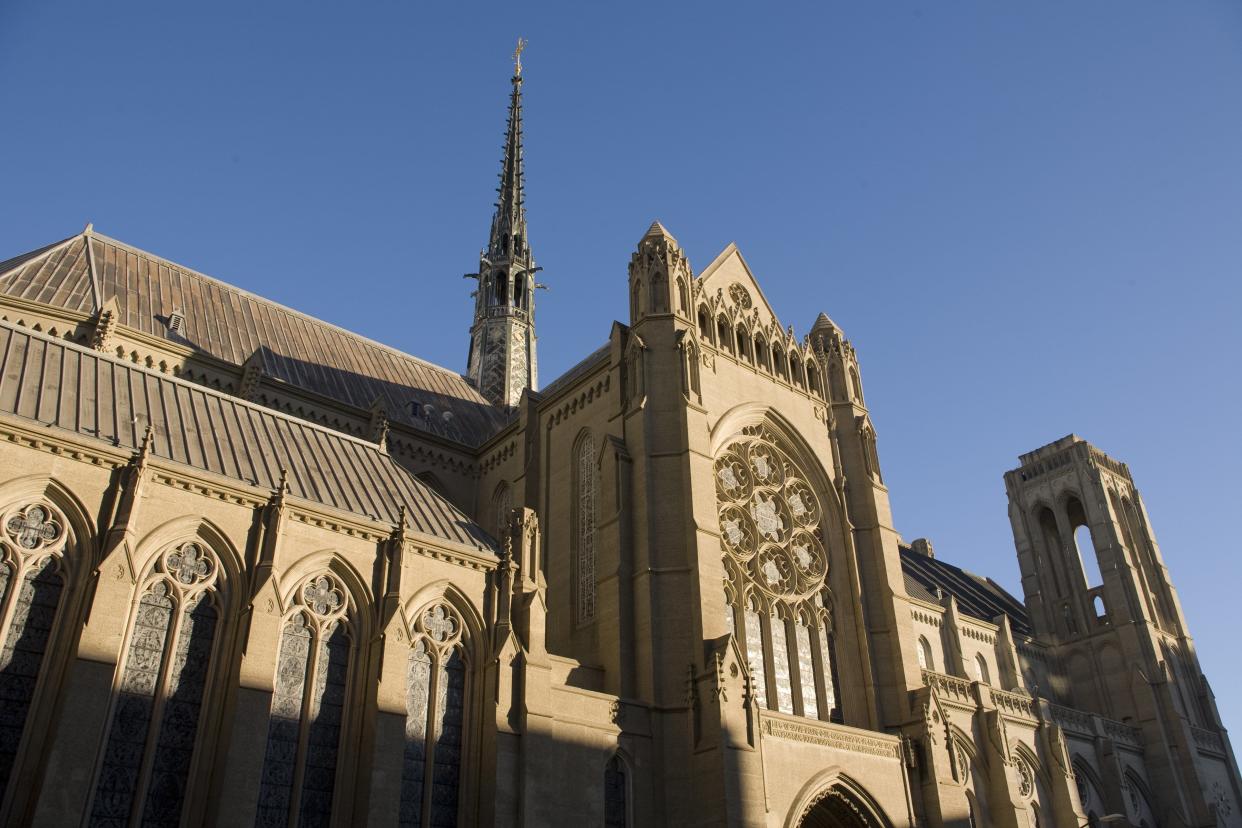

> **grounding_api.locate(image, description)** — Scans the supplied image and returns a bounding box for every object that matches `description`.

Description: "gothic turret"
[466,40,539,407]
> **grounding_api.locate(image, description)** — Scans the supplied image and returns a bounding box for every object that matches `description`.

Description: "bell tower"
[1005,435,1241,825]
[466,39,539,407]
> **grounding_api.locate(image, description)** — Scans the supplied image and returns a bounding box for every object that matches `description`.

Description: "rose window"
[715,433,826,602]
[716,427,839,722]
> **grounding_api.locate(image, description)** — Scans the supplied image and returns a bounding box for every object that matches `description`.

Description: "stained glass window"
[795,620,818,716]
[91,539,221,827]
[770,616,793,713]
[0,502,69,802]
[716,428,836,720]
[400,603,467,828]
[604,755,627,827]
[577,436,597,624]
[255,572,351,828]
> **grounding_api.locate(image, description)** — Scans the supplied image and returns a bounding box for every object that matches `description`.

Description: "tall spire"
[466,39,540,408]
[489,37,528,262]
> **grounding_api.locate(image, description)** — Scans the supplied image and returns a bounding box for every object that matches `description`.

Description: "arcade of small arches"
[694,302,825,397]
[0,492,482,828]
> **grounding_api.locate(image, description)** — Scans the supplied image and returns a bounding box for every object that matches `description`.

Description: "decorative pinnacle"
[512,37,527,76]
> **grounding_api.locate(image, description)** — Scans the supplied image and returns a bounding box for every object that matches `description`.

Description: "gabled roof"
[900,545,1032,636]
[0,320,495,554]
[0,230,510,446]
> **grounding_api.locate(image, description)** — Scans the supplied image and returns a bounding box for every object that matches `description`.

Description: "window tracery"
[576,435,598,625]
[90,539,222,827]
[256,571,352,828]
[0,501,69,801]
[400,601,467,828]
[716,426,838,722]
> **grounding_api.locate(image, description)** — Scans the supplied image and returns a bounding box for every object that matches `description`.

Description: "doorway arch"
[787,773,892,828]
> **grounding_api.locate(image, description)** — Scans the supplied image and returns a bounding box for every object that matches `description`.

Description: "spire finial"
[512,37,527,76]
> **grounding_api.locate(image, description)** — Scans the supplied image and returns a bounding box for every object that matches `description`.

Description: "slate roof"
[0,230,509,446]
[900,545,1031,636]
[0,321,495,554]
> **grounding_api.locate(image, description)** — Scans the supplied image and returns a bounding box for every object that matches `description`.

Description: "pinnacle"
[811,312,837,333]
[643,220,676,243]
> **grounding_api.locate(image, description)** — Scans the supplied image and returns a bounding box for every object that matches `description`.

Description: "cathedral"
[0,51,1238,828]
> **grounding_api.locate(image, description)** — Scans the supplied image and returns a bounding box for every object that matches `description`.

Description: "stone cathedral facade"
[0,59,1238,828]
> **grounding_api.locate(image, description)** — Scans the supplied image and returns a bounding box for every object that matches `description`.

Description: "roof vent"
[167,309,186,336]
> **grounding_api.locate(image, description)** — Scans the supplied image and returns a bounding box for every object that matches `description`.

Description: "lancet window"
[0,502,69,804]
[603,754,628,827]
[89,539,223,826]
[716,426,840,721]
[400,602,468,828]
[255,572,353,828]
[575,434,598,624]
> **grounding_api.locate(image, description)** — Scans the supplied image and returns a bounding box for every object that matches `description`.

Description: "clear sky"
[3,2,1240,735]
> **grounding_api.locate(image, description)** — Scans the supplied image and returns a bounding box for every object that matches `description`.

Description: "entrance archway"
[796,784,889,828]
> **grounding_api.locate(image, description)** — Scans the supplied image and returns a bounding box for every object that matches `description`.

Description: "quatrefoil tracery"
[301,574,347,619]
[4,503,65,553]
[715,435,828,603]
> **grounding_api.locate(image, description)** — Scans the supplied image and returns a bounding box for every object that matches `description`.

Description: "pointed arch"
[87,530,234,826]
[0,479,94,821]
[255,554,368,827]
[785,769,893,828]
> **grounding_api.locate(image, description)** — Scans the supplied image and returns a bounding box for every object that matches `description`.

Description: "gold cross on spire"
[513,37,527,76]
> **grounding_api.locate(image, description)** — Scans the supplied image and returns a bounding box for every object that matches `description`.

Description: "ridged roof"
[900,545,1031,636]
[0,321,495,554]
[0,230,510,446]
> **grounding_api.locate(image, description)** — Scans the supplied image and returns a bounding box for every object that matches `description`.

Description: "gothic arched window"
[400,602,468,828]
[604,754,628,828]
[736,326,752,363]
[255,572,354,828]
[90,540,223,826]
[917,636,934,671]
[773,349,788,379]
[0,502,70,805]
[716,425,838,722]
[675,277,689,316]
[790,354,804,388]
[716,316,732,353]
[754,336,769,372]
[575,434,598,625]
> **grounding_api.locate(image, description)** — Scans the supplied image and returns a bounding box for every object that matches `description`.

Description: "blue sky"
[3,2,1240,735]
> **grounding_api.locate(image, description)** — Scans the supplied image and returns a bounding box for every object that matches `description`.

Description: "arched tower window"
[630,282,642,322]
[492,483,512,540]
[400,602,469,828]
[575,434,598,625]
[514,274,526,309]
[675,277,689,315]
[494,271,507,306]
[255,572,354,828]
[974,653,991,685]
[90,540,224,825]
[715,425,837,722]
[697,306,713,342]
[1068,497,1103,590]
[0,502,71,805]
[650,270,666,313]
[917,636,934,671]
[849,366,863,402]
[603,754,628,828]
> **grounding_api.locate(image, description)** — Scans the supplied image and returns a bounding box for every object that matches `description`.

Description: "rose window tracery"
[715,430,827,603]
[716,426,840,722]
[4,503,64,552]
